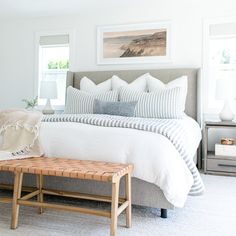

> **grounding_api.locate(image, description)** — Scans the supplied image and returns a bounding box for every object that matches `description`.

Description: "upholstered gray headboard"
[66,68,202,123]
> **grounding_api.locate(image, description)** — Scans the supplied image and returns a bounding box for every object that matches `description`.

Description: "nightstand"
[204,121,236,176]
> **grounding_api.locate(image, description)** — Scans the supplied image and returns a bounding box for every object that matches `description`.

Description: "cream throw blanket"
[0,109,44,160]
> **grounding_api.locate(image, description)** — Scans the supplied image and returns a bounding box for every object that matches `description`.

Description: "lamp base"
[219,100,234,121]
[42,109,55,115]
[42,99,55,115]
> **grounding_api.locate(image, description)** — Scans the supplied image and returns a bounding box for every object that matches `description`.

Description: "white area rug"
[0,174,236,236]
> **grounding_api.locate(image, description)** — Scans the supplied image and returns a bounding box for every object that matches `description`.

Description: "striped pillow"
[65,86,118,114]
[119,87,184,119]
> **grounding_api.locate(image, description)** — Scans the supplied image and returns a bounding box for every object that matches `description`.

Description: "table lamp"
[216,78,235,121]
[40,81,57,114]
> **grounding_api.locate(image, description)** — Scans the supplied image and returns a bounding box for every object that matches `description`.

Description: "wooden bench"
[0,157,134,236]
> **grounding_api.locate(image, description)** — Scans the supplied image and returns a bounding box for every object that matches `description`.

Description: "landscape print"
[103,28,167,58]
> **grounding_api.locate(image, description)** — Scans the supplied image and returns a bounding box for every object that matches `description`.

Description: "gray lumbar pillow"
[93,99,137,117]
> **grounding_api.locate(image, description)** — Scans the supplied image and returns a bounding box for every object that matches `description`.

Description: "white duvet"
[39,116,201,207]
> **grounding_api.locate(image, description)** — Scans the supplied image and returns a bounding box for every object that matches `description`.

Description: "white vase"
[219,99,234,121]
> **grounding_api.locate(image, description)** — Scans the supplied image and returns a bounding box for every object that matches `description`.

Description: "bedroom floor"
[0,174,235,236]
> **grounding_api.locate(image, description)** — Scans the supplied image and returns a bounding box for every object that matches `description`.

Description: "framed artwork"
[97,22,172,64]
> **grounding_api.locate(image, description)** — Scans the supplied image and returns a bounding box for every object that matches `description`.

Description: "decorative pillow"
[93,100,137,117]
[64,86,118,114]
[111,73,148,91]
[146,74,188,111]
[111,75,128,90]
[80,76,111,93]
[119,87,185,119]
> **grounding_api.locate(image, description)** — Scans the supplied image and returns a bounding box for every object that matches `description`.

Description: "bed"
[0,68,203,217]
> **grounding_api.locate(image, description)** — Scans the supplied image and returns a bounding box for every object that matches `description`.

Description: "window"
[203,19,236,114]
[37,34,70,108]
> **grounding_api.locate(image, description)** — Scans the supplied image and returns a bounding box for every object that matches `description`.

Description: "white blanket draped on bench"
[0,109,43,160]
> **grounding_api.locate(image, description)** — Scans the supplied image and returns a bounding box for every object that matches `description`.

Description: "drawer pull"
[218,164,236,168]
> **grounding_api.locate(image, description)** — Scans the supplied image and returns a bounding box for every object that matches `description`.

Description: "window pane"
[207,36,236,110]
[209,38,236,65]
[38,45,69,107]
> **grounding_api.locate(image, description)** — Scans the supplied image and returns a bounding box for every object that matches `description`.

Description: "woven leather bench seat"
[0,157,134,236]
[0,157,132,182]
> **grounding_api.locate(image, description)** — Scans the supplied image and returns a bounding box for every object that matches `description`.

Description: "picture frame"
[97,21,172,65]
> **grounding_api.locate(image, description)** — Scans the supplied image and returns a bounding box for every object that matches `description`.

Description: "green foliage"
[22,96,38,109]
[221,49,230,64]
[48,59,69,69]
[48,61,58,69]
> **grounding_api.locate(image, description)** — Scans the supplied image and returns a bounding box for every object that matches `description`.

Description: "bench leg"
[125,173,132,228]
[110,180,120,236]
[11,172,23,229]
[36,174,44,214]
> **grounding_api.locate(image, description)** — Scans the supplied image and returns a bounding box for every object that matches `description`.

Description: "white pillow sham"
[147,74,187,92]
[64,86,118,114]
[119,87,185,119]
[147,74,187,109]
[111,73,148,91]
[80,76,112,94]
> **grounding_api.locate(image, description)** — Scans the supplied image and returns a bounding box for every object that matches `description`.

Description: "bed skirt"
[0,171,174,210]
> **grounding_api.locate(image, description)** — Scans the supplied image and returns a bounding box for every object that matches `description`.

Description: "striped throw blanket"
[43,114,204,195]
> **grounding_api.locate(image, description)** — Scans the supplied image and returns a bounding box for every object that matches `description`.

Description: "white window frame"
[34,29,76,111]
[202,16,236,117]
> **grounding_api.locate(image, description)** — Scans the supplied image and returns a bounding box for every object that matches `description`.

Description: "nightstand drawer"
[207,159,236,173]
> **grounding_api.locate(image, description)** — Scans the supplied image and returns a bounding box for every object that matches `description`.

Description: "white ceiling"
[0,0,149,19]
[0,0,94,19]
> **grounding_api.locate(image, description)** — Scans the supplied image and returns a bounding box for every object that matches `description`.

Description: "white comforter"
[39,116,201,207]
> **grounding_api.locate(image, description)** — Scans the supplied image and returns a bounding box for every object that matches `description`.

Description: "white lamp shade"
[215,78,235,100]
[40,81,57,99]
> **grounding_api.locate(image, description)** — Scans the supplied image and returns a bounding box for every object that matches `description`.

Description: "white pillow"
[111,73,148,91]
[64,86,118,114]
[147,74,187,93]
[80,76,111,94]
[111,75,128,90]
[147,74,188,111]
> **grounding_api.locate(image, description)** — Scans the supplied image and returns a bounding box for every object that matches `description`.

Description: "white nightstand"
[204,121,236,176]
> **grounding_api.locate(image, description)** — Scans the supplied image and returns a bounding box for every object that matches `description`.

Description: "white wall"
[0,0,236,109]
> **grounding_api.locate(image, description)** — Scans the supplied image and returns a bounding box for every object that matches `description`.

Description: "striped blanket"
[43,114,204,196]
